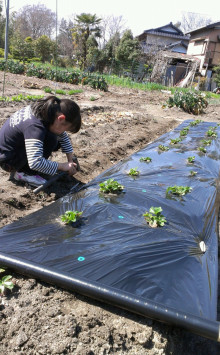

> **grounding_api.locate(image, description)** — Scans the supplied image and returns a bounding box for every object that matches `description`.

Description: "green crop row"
[0,59,108,92]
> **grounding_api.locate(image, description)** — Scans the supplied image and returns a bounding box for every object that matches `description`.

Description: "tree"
[99,15,126,48]
[213,65,220,87]
[116,30,141,74]
[13,4,56,40]
[0,0,5,48]
[98,32,121,73]
[180,12,213,34]
[35,35,56,62]
[57,18,74,58]
[10,35,34,61]
[72,13,102,69]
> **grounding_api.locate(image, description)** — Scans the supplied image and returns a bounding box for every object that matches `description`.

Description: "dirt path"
[0,72,220,354]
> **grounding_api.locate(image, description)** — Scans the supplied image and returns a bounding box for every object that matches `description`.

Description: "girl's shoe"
[14,172,47,187]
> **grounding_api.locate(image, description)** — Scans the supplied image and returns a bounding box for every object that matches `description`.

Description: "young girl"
[0,95,81,186]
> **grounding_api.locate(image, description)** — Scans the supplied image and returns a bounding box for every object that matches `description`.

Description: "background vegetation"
[0,1,219,92]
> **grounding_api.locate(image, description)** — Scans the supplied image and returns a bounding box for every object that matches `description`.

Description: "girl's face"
[49,114,72,135]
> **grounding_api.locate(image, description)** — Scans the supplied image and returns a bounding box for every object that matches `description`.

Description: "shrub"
[167,90,208,115]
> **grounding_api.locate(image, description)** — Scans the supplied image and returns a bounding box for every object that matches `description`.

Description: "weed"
[99,178,124,194]
[60,210,83,224]
[166,185,192,196]
[143,207,166,228]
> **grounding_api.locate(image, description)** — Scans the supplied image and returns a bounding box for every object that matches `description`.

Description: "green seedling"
[99,178,124,194]
[44,87,53,93]
[198,146,206,153]
[201,139,211,146]
[190,170,197,177]
[158,144,169,151]
[179,128,189,136]
[0,274,14,295]
[190,120,202,126]
[170,138,182,145]
[166,185,192,196]
[128,167,140,176]
[206,129,217,138]
[55,89,66,95]
[139,157,152,162]
[90,96,98,101]
[143,207,166,228]
[187,156,195,163]
[68,89,83,95]
[60,210,83,224]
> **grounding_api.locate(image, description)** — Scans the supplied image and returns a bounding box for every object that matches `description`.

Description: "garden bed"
[0,71,220,354]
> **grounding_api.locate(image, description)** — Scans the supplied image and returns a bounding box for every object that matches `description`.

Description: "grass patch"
[68,89,83,95]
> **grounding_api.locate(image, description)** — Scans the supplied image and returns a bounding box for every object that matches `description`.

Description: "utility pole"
[4,0,10,60]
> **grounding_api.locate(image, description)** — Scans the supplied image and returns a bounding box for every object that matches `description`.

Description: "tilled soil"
[0,71,220,354]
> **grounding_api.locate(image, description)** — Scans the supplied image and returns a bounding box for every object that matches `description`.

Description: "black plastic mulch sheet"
[0,120,219,328]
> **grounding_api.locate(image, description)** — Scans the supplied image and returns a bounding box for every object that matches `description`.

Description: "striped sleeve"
[25,138,58,175]
[57,132,74,154]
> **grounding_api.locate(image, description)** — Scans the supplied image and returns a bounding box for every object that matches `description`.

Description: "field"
[0,71,220,354]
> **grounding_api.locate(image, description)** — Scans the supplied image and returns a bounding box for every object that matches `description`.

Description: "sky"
[3,0,220,36]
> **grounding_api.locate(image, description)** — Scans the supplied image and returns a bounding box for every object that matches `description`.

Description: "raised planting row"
[60,119,219,230]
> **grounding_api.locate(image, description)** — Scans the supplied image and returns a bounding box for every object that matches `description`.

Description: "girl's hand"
[58,162,78,176]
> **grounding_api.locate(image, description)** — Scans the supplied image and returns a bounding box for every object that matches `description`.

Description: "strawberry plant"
[0,268,14,295]
[139,157,152,162]
[190,119,202,126]
[206,128,217,138]
[187,156,195,163]
[128,167,140,176]
[99,178,124,194]
[201,139,211,146]
[166,185,192,196]
[143,207,166,228]
[198,146,206,153]
[179,128,189,137]
[170,138,182,145]
[158,144,169,151]
[60,210,83,224]
[189,170,197,177]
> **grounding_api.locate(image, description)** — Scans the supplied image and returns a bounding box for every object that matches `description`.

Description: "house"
[150,51,200,87]
[137,22,189,54]
[186,21,220,79]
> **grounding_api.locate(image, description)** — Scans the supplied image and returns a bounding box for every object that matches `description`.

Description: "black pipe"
[0,252,219,342]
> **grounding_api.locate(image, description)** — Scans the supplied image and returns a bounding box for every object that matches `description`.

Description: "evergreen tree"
[116,30,141,74]
[35,35,56,62]
[72,13,101,69]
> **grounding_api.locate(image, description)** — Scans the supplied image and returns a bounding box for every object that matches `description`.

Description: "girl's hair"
[31,96,81,133]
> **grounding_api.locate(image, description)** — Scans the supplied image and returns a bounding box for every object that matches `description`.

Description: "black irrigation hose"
[0,252,219,343]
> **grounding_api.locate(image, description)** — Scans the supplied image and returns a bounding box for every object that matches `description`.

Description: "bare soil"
[0,71,220,354]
